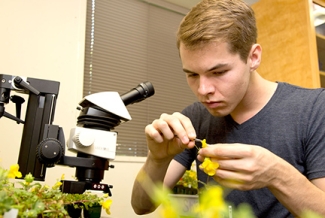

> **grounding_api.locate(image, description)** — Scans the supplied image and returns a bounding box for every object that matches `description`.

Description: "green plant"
[0,164,112,218]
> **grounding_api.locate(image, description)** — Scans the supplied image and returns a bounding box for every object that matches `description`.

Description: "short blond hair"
[177,0,257,62]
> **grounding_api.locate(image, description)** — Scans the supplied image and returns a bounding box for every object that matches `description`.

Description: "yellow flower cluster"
[199,139,219,176]
[176,169,198,189]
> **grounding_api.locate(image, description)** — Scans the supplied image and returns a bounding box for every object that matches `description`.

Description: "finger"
[197,153,204,162]
[160,112,196,144]
[145,123,165,143]
[199,143,254,159]
[217,158,257,173]
[150,116,176,140]
[213,169,251,190]
[146,120,195,149]
[214,176,245,190]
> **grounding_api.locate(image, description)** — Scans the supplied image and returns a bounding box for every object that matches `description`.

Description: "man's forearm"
[131,154,173,215]
[269,159,325,217]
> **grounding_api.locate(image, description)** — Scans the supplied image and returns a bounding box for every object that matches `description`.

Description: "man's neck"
[231,72,278,124]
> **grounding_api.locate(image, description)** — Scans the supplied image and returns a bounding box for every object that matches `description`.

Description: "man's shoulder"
[278,82,325,94]
[276,82,325,102]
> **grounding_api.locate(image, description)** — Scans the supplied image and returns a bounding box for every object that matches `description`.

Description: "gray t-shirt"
[174,82,325,218]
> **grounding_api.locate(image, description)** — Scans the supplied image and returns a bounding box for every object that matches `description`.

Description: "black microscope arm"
[0,74,115,195]
[0,74,60,180]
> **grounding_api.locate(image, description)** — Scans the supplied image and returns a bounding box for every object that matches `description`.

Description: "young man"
[131,0,325,217]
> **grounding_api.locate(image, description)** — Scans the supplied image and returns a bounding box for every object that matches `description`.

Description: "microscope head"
[67,81,155,160]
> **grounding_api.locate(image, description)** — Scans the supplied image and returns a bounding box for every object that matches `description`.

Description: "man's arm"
[268,161,325,217]
[131,157,186,215]
[164,160,187,188]
[131,112,197,215]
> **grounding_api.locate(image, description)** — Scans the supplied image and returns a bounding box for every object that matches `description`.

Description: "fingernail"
[189,131,196,139]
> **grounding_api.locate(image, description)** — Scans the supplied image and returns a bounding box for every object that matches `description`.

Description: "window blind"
[83,0,197,157]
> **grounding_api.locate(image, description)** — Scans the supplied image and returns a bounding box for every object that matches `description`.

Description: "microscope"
[0,74,154,196]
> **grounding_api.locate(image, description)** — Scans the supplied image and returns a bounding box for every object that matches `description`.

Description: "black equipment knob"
[37,138,64,167]
[10,95,25,123]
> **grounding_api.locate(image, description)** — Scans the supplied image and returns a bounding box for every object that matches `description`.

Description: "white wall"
[0,1,158,217]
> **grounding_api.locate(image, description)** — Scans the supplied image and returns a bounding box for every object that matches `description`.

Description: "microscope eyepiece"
[120,81,155,106]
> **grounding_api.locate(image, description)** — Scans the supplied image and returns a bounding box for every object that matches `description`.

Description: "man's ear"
[248,44,262,72]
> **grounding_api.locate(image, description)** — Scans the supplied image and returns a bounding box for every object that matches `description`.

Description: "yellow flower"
[176,169,198,189]
[101,199,112,215]
[160,204,179,218]
[200,157,219,176]
[194,186,227,217]
[202,139,207,148]
[30,186,37,193]
[7,164,22,178]
[61,174,65,180]
[154,187,181,218]
[52,181,62,189]
[189,170,196,179]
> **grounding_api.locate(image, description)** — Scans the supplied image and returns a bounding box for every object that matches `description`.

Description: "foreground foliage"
[0,164,112,218]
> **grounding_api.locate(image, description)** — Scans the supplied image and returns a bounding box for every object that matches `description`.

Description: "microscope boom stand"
[0,74,154,197]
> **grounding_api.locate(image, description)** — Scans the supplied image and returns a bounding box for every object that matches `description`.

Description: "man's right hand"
[144,112,197,161]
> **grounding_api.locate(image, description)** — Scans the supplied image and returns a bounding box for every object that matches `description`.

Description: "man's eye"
[213,70,226,75]
[187,73,198,78]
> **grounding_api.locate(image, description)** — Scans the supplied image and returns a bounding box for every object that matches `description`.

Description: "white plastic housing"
[67,127,117,160]
[79,92,132,121]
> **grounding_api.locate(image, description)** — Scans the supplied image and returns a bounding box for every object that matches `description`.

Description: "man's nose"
[198,77,214,95]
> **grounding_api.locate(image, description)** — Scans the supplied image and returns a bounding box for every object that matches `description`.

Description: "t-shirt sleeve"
[174,147,197,170]
[304,90,325,180]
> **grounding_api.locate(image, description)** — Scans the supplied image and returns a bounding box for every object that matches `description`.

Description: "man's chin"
[206,108,229,117]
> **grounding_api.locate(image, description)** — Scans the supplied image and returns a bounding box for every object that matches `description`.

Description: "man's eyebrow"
[183,68,196,74]
[183,63,229,74]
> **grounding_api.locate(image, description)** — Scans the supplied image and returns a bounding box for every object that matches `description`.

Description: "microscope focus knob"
[37,138,64,167]
[73,131,95,147]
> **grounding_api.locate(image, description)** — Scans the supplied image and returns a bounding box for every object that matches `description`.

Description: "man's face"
[180,42,252,117]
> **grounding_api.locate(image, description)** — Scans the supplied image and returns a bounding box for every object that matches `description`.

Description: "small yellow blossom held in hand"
[199,139,219,176]
[101,199,113,215]
[7,164,22,178]
[201,139,207,148]
[200,157,219,176]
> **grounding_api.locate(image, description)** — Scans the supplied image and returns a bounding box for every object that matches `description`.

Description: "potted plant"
[172,169,198,195]
[0,164,112,218]
[166,168,198,217]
